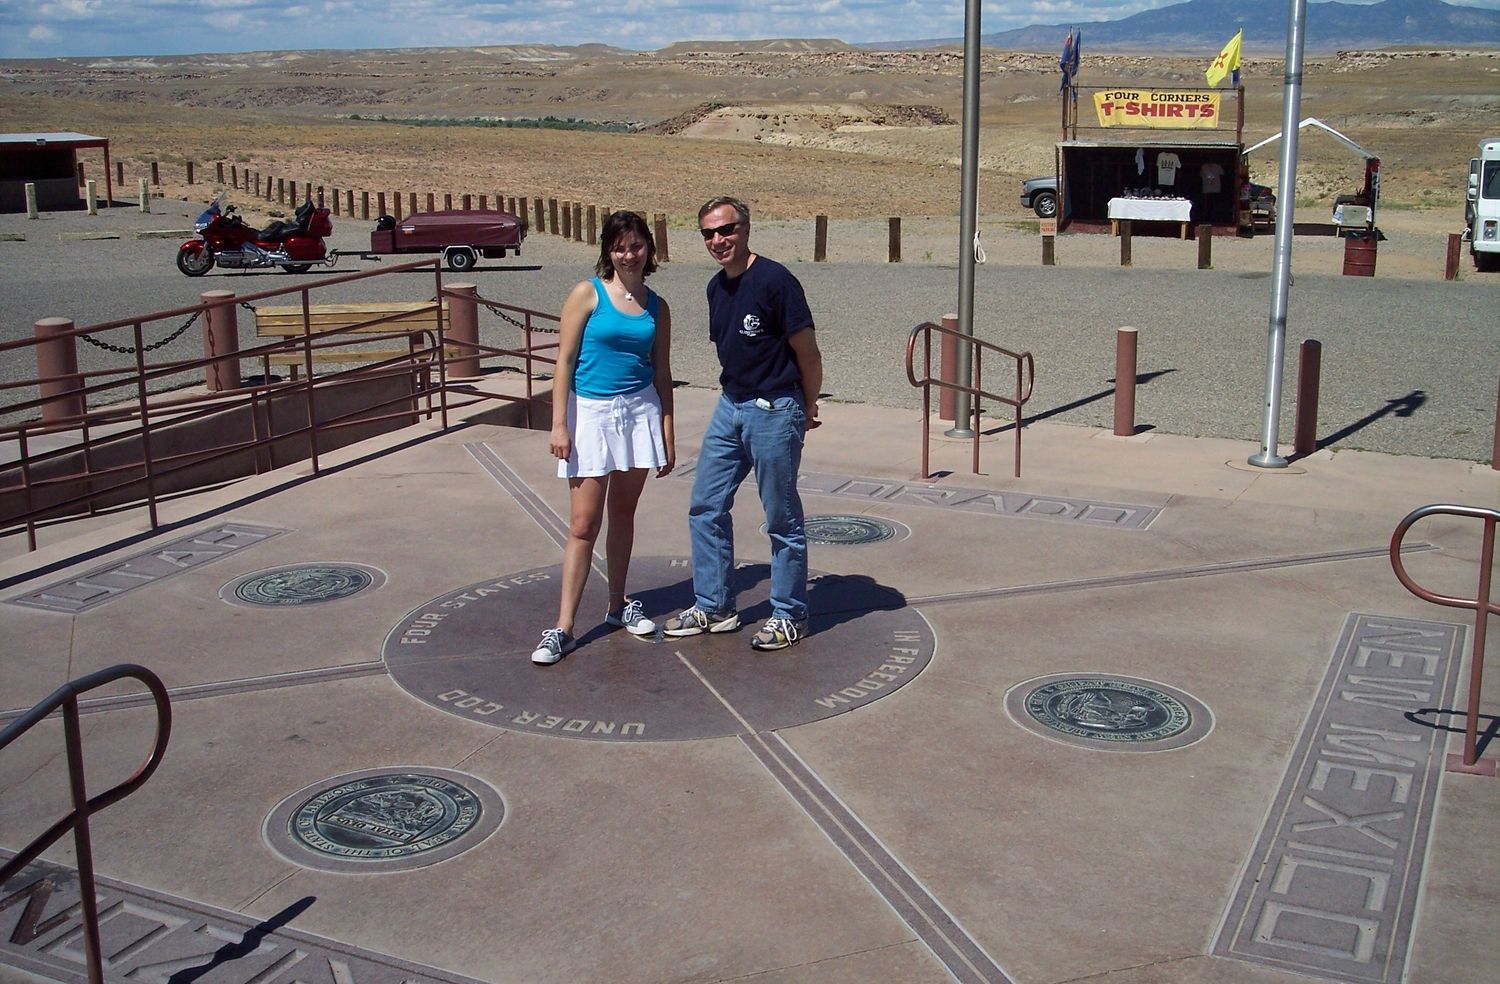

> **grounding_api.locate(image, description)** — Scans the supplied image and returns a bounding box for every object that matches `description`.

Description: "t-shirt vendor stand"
[1054,83,1250,235]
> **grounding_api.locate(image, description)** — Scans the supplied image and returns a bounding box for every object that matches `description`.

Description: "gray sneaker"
[751,616,808,651]
[530,627,575,665]
[606,598,656,636]
[662,605,740,637]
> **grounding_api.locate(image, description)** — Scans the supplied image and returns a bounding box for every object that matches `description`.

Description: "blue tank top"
[573,278,658,398]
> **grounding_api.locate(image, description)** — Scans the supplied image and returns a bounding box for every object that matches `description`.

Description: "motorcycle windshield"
[194,204,218,232]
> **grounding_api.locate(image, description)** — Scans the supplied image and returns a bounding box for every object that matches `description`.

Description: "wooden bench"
[254,301,455,379]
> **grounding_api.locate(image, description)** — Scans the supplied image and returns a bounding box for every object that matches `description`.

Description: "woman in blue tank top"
[530,211,675,665]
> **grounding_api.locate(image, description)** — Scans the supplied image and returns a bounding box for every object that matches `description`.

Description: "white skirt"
[559,383,668,478]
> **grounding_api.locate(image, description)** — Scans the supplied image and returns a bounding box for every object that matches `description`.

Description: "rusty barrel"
[1342,233,1377,277]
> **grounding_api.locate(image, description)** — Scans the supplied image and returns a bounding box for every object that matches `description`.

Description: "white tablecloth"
[1107,198,1192,222]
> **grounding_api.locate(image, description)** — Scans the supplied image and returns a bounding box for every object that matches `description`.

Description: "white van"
[1466,137,1500,272]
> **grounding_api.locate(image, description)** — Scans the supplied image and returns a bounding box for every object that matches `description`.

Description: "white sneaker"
[530,627,575,665]
[606,598,656,636]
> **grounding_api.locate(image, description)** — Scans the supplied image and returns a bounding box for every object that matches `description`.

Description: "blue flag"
[1059,30,1075,91]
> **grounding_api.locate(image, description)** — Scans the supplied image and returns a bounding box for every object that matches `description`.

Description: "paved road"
[3,202,1496,462]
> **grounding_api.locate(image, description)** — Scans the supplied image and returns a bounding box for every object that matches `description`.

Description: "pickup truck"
[1019,176,1059,218]
[369,209,527,271]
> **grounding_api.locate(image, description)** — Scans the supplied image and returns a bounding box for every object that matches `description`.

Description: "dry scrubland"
[0,43,1496,225]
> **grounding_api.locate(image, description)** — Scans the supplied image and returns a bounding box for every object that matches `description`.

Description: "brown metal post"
[1119,220,1132,266]
[1196,223,1212,269]
[34,318,85,425]
[446,283,481,378]
[1492,368,1499,471]
[1293,339,1323,457]
[1113,327,1138,436]
[654,213,669,263]
[939,313,959,422]
[1446,233,1463,281]
[814,215,828,262]
[200,291,241,392]
[888,217,900,262]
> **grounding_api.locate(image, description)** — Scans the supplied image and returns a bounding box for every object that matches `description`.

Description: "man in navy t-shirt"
[663,196,824,651]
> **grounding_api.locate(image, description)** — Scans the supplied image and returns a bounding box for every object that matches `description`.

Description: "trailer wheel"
[446,248,477,272]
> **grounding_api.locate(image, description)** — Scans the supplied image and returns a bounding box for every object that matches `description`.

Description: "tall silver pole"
[948,0,981,438]
[1249,0,1309,468]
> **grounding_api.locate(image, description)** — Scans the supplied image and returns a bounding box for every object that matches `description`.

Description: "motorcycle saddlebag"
[306,208,333,237]
[283,236,327,261]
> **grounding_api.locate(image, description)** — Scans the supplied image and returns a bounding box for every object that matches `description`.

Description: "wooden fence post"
[377,192,386,217]
[548,198,559,234]
[186,161,194,185]
[533,197,545,233]
[573,203,583,242]
[814,214,828,262]
[462,193,472,210]
[1119,220,1132,267]
[561,201,572,239]
[216,161,224,183]
[1196,223,1212,269]
[587,204,597,245]
[888,217,901,262]
[150,161,160,186]
[654,213,669,263]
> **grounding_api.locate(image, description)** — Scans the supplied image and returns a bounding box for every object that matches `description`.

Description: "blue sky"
[2,0,1497,59]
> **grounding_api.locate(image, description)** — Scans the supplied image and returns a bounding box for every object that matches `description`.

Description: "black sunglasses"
[699,221,741,240]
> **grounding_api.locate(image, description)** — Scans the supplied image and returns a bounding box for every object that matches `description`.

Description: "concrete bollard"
[200,291,241,392]
[445,283,482,378]
[939,313,959,422]
[138,178,150,213]
[86,180,98,216]
[654,213,669,263]
[1293,339,1322,456]
[1113,327,1138,436]
[814,215,828,262]
[1196,224,1212,270]
[888,217,901,263]
[34,318,85,425]
[25,182,38,219]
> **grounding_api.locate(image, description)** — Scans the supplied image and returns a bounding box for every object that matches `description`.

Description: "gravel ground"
[2,198,1496,463]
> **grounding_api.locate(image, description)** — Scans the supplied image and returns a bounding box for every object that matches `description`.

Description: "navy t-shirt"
[706,256,814,399]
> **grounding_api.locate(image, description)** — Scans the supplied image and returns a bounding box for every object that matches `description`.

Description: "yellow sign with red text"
[1093,89,1222,129]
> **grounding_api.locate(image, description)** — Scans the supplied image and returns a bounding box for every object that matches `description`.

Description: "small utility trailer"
[368,209,527,271]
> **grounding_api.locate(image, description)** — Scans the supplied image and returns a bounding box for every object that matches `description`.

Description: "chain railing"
[1390,504,1498,776]
[0,664,172,984]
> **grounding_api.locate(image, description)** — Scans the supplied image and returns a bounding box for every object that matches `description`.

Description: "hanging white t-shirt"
[1200,162,1224,193]
[1157,152,1181,186]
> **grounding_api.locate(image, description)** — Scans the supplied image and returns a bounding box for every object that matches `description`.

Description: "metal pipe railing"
[1389,503,1498,776]
[0,664,172,984]
[905,321,1034,480]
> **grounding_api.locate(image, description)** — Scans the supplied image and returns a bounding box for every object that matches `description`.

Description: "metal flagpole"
[949,0,981,438]
[1249,0,1309,468]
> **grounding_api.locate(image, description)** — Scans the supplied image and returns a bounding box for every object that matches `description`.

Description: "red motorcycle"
[177,193,335,276]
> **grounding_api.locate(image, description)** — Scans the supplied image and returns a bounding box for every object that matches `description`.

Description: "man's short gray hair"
[698,196,750,224]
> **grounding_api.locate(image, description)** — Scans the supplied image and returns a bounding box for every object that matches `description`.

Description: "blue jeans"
[688,392,808,621]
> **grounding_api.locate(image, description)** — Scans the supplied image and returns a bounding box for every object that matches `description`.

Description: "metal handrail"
[0,664,172,984]
[905,321,1034,480]
[1389,503,1498,775]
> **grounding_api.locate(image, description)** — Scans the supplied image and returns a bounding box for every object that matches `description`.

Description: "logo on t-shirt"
[740,314,762,338]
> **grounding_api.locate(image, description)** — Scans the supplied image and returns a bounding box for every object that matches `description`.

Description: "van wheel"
[447,248,477,272]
